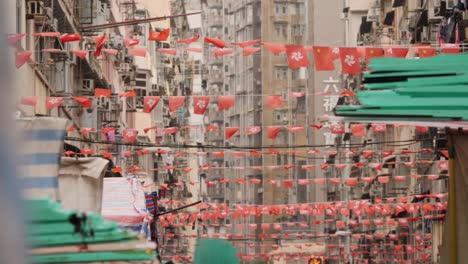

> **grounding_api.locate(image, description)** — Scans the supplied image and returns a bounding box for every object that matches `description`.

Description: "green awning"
[336,54,468,121]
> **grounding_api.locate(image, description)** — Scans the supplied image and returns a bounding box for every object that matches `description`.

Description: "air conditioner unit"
[27,1,44,16]
[119,63,131,72]
[80,79,95,93]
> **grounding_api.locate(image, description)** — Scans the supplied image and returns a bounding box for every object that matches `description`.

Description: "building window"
[292,24,305,36]
[291,69,300,80]
[274,23,288,38]
[274,3,288,15]
[224,65,229,72]
[275,66,288,80]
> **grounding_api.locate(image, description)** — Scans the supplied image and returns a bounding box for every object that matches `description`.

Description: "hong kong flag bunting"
[7,33,26,45]
[186,47,203,53]
[243,47,261,57]
[267,126,281,140]
[204,37,226,48]
[262,42,286,55]
[246,126,261,135]
[214,48,233,57]
[70,50,89,59]
[290,92,305,98]
[339,47,361,74]
[46,97,63,109]
[124,38,140,47]
[225,127,239,140]
[231,39,260,48]
[123,129,138,143]
[73,96,92,108]
[128,48,147,57]
[60,33,81,43]
[20,96,38,106]
[193,96,210,115]
[218,95,235,111]
[177,33,200,44]
[148,28,170,41]
[158,48,177,56]
[372,123,387,133]
[94,88,111,98]
[266,95,283,109]
[16,51,32,68]
[169,96,186,112]
[312,46,335,71]
[93,35,108,57]
[32,32,61,37]
[330,124,345,134]
[383,46,409,58]
[285,45,310,69]
[143,96,161,113]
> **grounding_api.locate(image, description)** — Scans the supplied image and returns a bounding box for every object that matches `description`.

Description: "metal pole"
[341,122,352,264]
[448,139,457,264]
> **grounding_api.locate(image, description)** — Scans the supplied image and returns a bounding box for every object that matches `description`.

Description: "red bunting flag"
[143,96,160,113]
[441,43,461,54]
[250,150,263,157]
[93,35,108,57]
[164,127,179,134]
[60,33,81,43]
[243,47,261,57]
[32,32,61,37]
[187,47,203,53]
[124,38,140,47]
[119,90,136,97]
[206,125,219,131]
[158,48,177,55]
[283,180,294,188]
[218,95,235,111]
[383,46,409,58]
[365,47,384,68]
[262,42,286,55]
[46,97,63,109]
[372,123,387,133]
[246,126,261,135]
[70,50,88,59]
[16,51,32,68]
[94,88,111,98]
[41,48,63,53]
[339,47,361,74]
[288,126,304,133]
[73,96,92,108]
[290,92,305,98]
[148,28,170,41]
[128,48,147,57]
[312,46,335,71]
[102,127,115,135]
[204,37,226,48]
[193,96,210,115]
[214,48,233,57]
[350,124,365,136]
[123,129,138,142]
[416,126,429,133]
[416,46,436,58]
[225,127,239,140]
[285,45,310,69]
[231,39,260,48]
[7,33,26,45]
[330,124,345,134]
[177,33,200,44]
[266,95,283,109]
[169,96,186,112]
[20,96,38,106]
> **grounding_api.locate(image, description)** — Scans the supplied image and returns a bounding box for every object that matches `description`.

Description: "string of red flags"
[9,31,464,71]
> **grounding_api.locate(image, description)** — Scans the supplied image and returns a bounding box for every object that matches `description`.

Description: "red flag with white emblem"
[330,124,345,134]
[225,127,239,140]
[339,47,361,74]
[266,95,283,109]
[218,95,235,111]
[123,129,138,142]
[383,46,409,58]
[246,126,261,135]
[46,97,63,109]
[193,96,210,115]
[143,96,161,113]
[285,45,310,69]
[372,123,387,133]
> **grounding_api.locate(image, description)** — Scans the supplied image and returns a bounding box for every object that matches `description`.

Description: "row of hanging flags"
[8,29,463,71]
